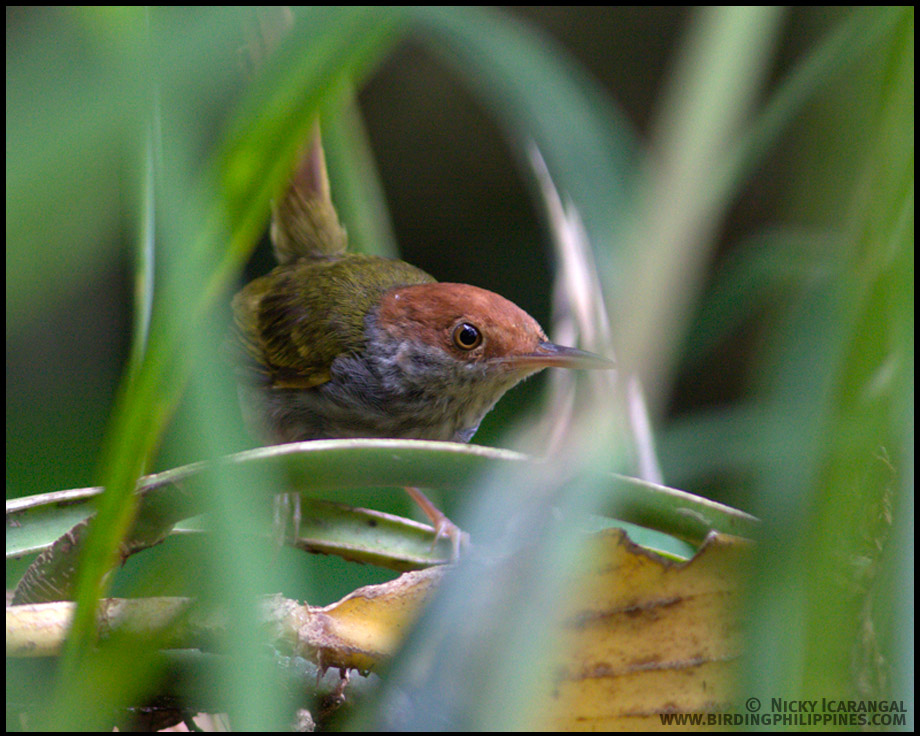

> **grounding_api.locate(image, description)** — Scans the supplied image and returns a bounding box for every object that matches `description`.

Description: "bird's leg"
[404,486,469,561]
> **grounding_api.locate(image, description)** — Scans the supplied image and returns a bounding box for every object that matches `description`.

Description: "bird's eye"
[452,322,483,350]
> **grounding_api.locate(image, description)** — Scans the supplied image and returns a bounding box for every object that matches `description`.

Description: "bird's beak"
[507,342,615,370]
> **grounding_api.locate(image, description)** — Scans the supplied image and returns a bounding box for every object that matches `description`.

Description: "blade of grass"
[50,7,407,729]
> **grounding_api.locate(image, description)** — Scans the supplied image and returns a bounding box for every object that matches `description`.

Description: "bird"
[232,126,613,555]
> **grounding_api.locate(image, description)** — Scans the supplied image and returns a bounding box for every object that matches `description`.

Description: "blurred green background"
[9,5,881,511]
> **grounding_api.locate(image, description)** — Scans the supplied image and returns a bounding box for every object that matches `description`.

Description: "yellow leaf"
[280,566,445,673]
[534,528,751,731]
